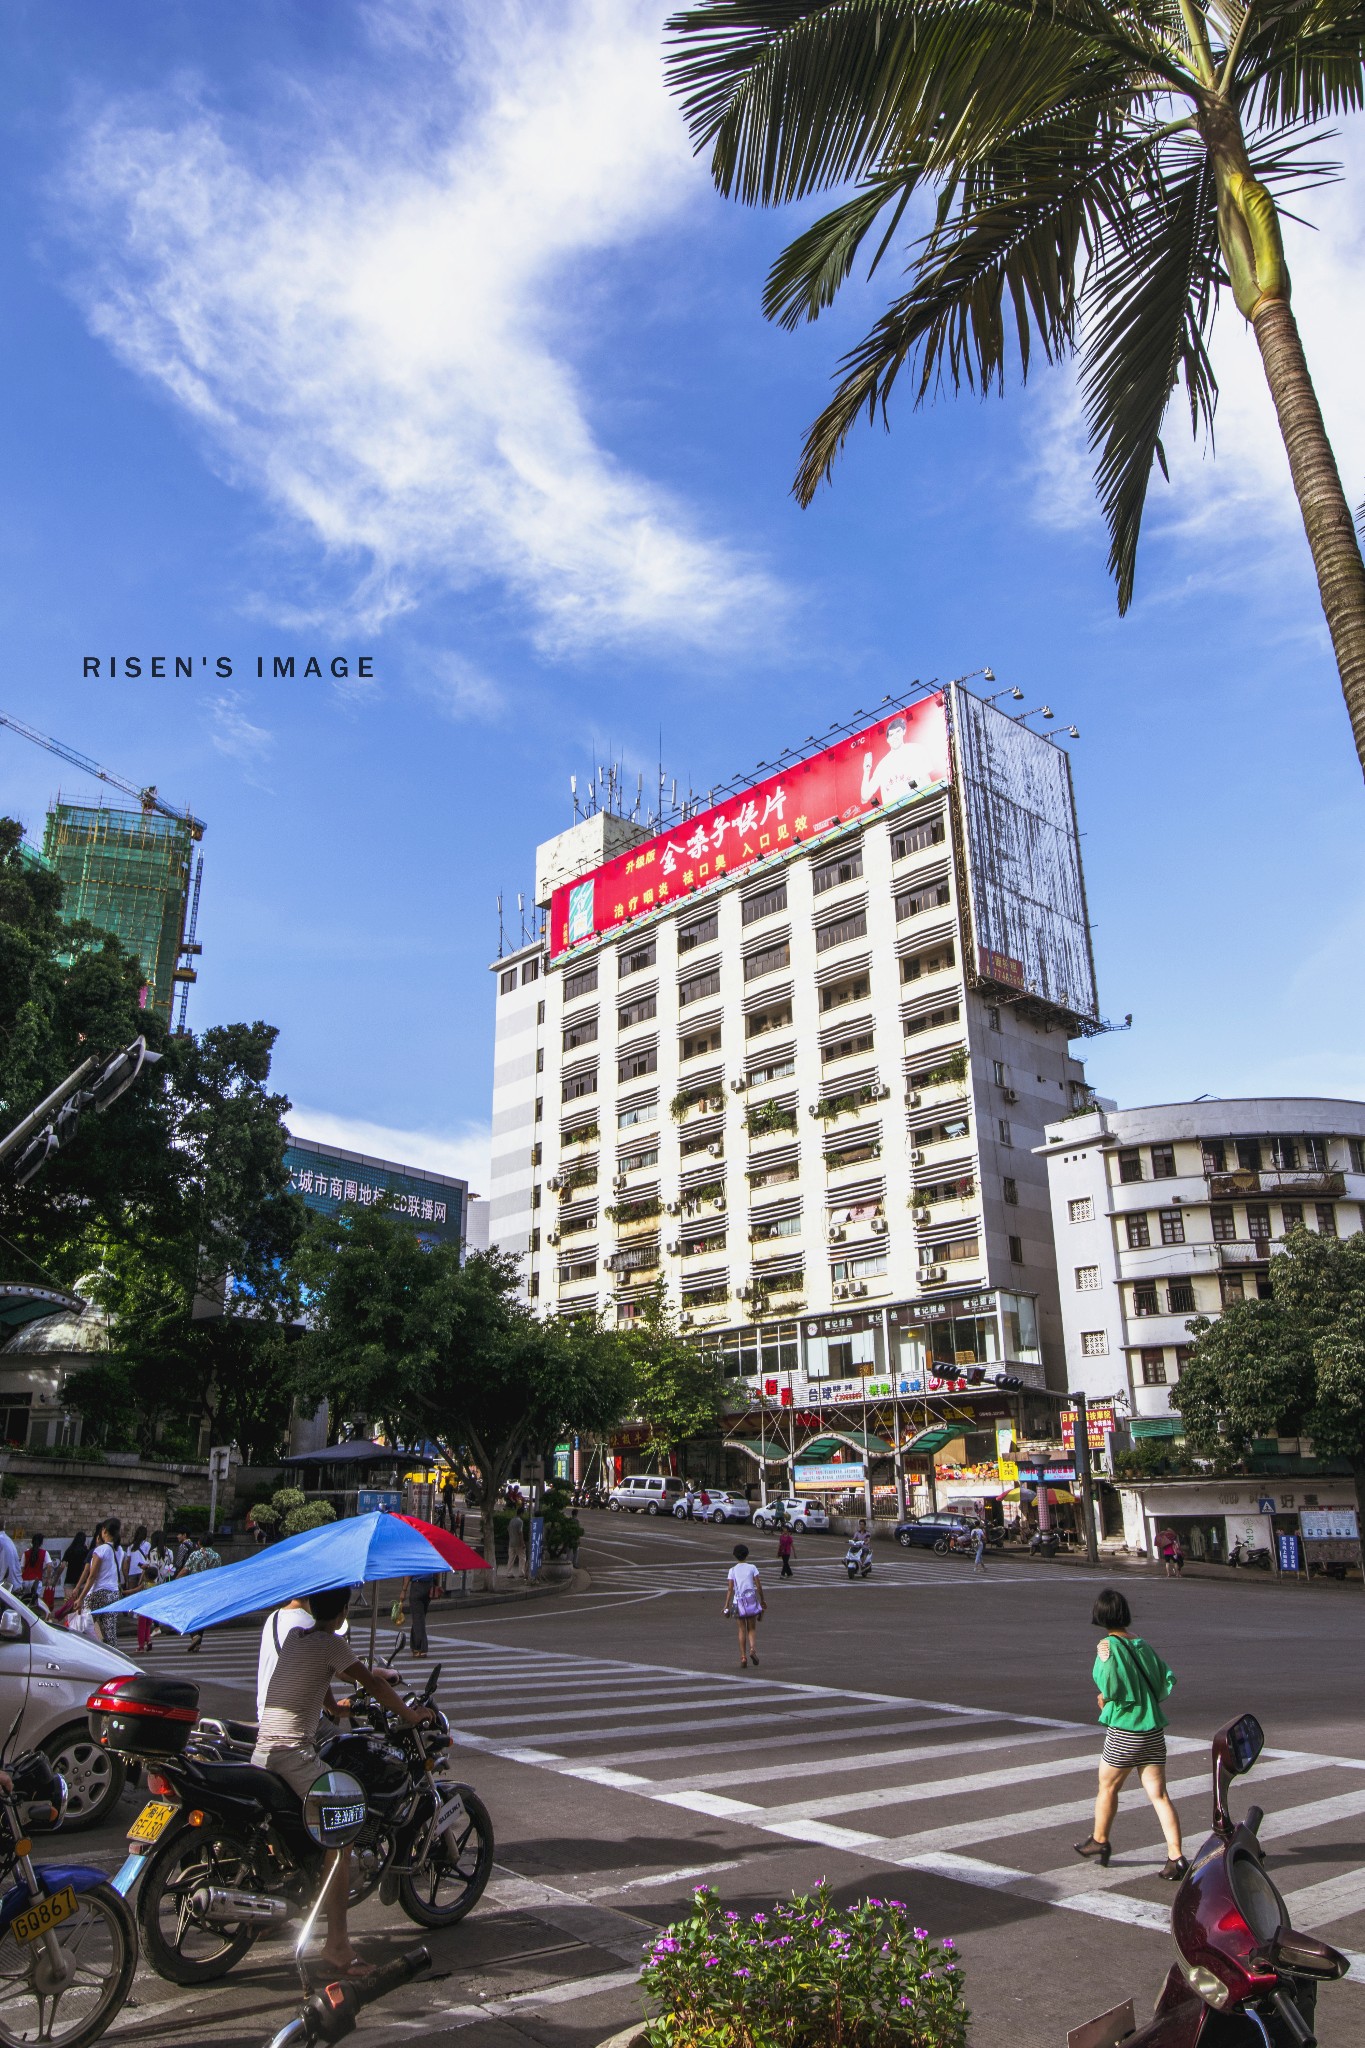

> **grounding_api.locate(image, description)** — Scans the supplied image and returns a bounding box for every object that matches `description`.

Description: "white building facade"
[1038,1098,1365,1437]
[488,685,1103,1416]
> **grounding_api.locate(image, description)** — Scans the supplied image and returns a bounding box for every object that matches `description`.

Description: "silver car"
[0,1584,138,1827]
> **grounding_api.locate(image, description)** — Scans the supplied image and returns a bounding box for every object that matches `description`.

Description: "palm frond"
[762,174,922,329]
[1233,0,1365,125]
[1079,146,1221,610]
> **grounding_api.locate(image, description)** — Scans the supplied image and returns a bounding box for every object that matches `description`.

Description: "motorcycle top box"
[88,1673,201,1757]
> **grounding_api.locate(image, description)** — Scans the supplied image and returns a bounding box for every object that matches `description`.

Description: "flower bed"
[641,1884,967,2048]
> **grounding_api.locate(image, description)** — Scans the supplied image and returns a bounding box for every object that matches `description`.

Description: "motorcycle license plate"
[127,1799,179,1844]
[12,1885,76,1945]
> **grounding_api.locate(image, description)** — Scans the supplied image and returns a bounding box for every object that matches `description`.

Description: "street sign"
[529,1515,545,1579]
[1257,1497,1276,1516]
[1276,1532,1301,1574]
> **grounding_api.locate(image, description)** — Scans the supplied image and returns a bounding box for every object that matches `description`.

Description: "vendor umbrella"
[106,1510,488,1649]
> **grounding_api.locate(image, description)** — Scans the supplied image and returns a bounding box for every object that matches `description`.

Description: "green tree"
[623,1282,729,1462]
[666,2,1365,773]
[295,1212,635,1568]
[1176,1227,1365,1517]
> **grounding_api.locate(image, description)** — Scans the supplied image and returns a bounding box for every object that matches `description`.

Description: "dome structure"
[0,1282,108,1451]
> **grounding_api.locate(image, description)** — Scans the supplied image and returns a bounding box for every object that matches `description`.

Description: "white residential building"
[1038,1098,1365,1438]
[488,684,1104,1416]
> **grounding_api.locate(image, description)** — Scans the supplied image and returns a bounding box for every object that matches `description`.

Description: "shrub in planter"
[641,1883,967,2048]
[282,1499,337,1538]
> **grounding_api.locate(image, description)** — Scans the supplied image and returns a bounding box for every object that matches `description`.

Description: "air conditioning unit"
[546,1229,560,1245]
[828,1224,845,1242]
[680,1312,694,1328]
[913,1207,932,1225]
[875,1082,891,1099]
[871,1217,889,1235]
[612,1173,628,1190]
[906,1090,922,1107]
[851,1281,868,1298]
[730,1077,747,1093]
[665,1200,681,1215]
[833,1282,850,1300]
[910,1148,925,1164]
[547,1174,563,1191]
[917,1264,947,1283]
[602,1254,616,1272]
[1002,1087,1019,1104]
[713,1193,727,1211]
[707,1141,723,1157]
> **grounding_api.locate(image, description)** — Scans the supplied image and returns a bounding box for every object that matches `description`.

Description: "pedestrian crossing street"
[149,1626,1365,1984]
[583,1550,1077,1592]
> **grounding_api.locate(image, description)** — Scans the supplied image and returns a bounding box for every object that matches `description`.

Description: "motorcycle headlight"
[1176,1957,1231,2010]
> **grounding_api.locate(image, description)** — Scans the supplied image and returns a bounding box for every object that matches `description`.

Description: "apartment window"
[1117,1149,1143,1183]
[1302,1134,1327,1170]
[679,966,721,1006]
[563,963,598,1000]
[532,1142,542,1166]
[1075,1265,1101,1291]
[1068,1196,1094,1223]
[992,1059,1006,1086]
[901,942,955,982]
[528,1272,539,1298]
[678,912,719,953]
[822,1027,874,1064]
[1151,1143,1177,1179]
[618,1045,658,1083]
[499,967,517,994]
[1008,1234,1023,1263]
[748,1053,796,1086]
[742,881,787,924]
[561,1071,595,1102]
[1211,1205,1236,1243]
[998,1119,1013,1147]
[1280,1202,1304,1233]
[1140,1347,1168,1385]
[1132,1283,1159,1316]
[988,1006,1001,1031]
[1220,1273,1245,1305]
[1174,1345,1193,1378]
[1159,1209,1185,1246]
[890,813,945,860]
[896,880,951,921]
[618,992,657,1029]
[744,940,791,981]
[811,845,863,895]
[619,1143,659,1173]
[531,1184,542,1209]
[1247,1202,1271,1241]
[831,1251,888,1281]
[680,1026,723,1062]
[535,1048,544,1073]
[535,1096,543,1122]
[1236,1138,1263,1172]
[904,1001,960,1038]
[619,939,656,976]
[618,1099,656,1130]
[1080,1331,1109,1356]
[1167,1279,1196,1314]
[529,1227,540,1253]
[1350,1139,1365,1174]
[1126,1214,1151,1249]
[1270,1135,1300,1170]
[1201,1140,1227,1174]
[747,999,794,1038]
[815,908,868,952]
[1316,1203,1338,1237]
[1003,1176,1018,1204]
[822,971,871,1010]
[562,1015,599,1051]
[521,957,540,985]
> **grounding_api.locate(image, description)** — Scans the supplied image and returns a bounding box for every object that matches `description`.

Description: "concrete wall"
[0,1455,211,1540]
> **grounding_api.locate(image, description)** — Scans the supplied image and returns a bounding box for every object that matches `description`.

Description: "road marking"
[1278,1870,1365,1929]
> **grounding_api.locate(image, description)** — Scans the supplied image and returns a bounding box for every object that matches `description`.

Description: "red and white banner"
[550,696,949,957]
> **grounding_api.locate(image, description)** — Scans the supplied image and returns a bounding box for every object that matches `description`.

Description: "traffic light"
[992,1372,1025,1390]
[7,1038,162,1186]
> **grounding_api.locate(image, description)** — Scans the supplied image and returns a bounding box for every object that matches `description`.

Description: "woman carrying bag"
[1074,1588,1187,1879]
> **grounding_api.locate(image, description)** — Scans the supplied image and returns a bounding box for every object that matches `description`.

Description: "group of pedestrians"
[0,1514,221,1648]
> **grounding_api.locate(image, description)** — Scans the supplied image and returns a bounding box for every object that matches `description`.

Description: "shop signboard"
[357,1489,400,1515]
[1301,1508,1359,1539]
[998,1458,1019,1484]
[794,1462,866,1490]
[551,698,950,957]
[1061,1404,1116,1450]
[1277,1532,1302,1573]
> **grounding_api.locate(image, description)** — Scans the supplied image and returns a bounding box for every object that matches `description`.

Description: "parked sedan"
[691,1490,752,1524]
[751,1499,830,1532]
[894,1512,976,1552]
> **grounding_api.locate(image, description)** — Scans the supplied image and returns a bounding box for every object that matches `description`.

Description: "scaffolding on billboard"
[42,803,198,1025]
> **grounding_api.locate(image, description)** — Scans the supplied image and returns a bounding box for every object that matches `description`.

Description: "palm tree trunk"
[1250,297,1365,778]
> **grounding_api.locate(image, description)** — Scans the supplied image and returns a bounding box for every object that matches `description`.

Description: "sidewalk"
[997,1543,1365,1592]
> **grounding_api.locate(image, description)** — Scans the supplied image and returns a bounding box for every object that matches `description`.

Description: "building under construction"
[41,802,202,1026]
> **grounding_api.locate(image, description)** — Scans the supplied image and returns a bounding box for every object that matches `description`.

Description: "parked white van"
[607,1474,687,1516]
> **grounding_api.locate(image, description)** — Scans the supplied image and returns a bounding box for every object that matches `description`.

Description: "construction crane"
[2,707,206,1033]
[0,709,206,836]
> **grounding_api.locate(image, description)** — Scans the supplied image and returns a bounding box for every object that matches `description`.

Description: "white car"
[683,1490,751,1524]
[0,1584,138,1827]
[751,1499,830,1532]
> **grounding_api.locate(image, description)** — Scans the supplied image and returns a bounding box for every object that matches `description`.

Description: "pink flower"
[913,1927,929,1940]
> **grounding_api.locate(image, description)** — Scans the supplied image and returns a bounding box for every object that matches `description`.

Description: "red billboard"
[550,695,949,957]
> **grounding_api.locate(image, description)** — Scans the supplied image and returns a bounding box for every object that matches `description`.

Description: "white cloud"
[287,1105,491,1195]
[419,651,506,722]
[60,0,780,653]
[206,690,274,775]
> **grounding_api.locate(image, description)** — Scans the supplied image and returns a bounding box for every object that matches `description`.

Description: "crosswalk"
[582,1552,1079,1591]
[143,1624,1365,1986]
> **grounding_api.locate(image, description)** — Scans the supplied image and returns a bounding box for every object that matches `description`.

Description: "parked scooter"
[1230,1541,1272,1570]
[843,1537,872,1580]
[1070,1712,1348,2047]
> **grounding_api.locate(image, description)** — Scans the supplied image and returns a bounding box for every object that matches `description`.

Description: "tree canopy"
[623,1283,729,1458]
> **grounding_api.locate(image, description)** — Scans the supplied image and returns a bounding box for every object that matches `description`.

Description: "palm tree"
[665,1,1365,775]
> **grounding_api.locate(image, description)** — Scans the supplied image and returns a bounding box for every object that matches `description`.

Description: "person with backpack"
[1074,1587,1187,1879]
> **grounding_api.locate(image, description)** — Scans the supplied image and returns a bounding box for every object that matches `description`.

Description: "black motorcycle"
[97,1666,494,1986]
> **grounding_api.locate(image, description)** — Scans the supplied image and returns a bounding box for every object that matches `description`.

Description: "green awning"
[1131,1418,1184,1439]
[798,1430,893,1461]
[903,1426,963,1456]
[0,1284,84,1333]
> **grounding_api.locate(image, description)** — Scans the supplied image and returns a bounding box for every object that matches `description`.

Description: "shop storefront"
[1118,1477,1362,1572]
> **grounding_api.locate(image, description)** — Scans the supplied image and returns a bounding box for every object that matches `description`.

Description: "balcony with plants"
[671,1081,725,1122]
[745,1097,798,1141]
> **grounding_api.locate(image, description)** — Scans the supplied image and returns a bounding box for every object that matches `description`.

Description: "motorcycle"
[0,1747,137,2048]
[843,1538,873,1580]
[1071,1712,1349,2047]
[93,1665,494,1986]
[261,1943,432,2047]
[1230,1542,1272,1571]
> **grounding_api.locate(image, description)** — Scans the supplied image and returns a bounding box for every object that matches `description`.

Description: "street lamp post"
[1073,1391,1100,1567]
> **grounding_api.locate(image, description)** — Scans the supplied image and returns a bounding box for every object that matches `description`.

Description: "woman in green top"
[1074,1588,1187,1879]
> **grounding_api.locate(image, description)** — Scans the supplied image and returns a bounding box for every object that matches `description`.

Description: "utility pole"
[1074,1391,1100,1567]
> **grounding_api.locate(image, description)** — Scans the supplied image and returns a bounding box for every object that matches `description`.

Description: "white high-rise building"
[488,684,1103,1436]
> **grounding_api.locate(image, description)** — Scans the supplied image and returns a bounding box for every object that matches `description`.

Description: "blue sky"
[2,1,1362,1193]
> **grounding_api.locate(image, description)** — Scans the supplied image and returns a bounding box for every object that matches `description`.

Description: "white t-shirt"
[89,1544,121,1597]
[0,1532,21,1587]
[257,1627,358,1749]
[256,1606,315,1721]
[124,1540,151,1586]
[727,1561,761,1609]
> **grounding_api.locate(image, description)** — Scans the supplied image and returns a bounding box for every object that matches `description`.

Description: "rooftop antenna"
[570,772,578,820]
[497,892,506,958]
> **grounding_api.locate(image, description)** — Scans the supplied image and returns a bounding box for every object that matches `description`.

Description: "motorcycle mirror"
[302,1770,369,1850]
[423,1664,442,1703]
[1211,1712,1264,1836]
[1227,1713,1264,1776]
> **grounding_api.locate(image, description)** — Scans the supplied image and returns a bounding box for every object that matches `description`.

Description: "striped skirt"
[1101,1726,1167,1770]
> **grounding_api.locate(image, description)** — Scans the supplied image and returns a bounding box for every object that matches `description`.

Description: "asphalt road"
[67,1516,1365,2048]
